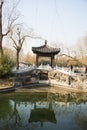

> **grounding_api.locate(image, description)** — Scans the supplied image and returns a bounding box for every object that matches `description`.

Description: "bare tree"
[0,0,20,57]
[10,26,28,69]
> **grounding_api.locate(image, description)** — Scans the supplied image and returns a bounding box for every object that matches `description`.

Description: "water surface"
[0,92,87,130]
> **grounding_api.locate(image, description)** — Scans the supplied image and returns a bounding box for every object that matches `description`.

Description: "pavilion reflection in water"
[29,102,56,127]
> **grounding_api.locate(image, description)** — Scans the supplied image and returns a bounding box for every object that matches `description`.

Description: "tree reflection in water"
[74,102,87,130]
[0,92,87,130]
[9,102,21,126]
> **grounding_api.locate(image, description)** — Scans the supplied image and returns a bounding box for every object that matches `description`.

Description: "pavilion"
[32,40,60,67]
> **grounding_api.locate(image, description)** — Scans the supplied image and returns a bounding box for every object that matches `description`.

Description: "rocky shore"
[0,67,87,94]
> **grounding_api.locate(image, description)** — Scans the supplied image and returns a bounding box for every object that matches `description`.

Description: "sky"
[17,0,87,54]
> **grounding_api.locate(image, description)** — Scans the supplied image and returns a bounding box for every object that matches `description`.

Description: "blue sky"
[18,0,87,53]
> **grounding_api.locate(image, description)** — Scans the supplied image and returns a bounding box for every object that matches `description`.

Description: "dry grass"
[0,79,12,88]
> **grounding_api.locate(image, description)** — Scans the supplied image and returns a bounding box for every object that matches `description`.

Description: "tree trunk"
[16,51,19,69]
[0,36,3,58]
[0,1,3,57]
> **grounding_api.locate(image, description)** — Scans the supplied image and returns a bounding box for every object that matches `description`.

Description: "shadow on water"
[0,92,87,130]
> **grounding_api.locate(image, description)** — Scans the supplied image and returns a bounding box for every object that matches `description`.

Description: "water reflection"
[0,93,87,130]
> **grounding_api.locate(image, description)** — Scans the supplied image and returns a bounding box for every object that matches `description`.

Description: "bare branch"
[3,29,10,36]
[4,0,21,38]
[10,36,17,48]
[13,45,17,50]
[20,35,44,41]
[7,0,20,24]
[21,37,25,46]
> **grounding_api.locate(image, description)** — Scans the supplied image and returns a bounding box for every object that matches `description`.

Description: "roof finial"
[45,40,47,45]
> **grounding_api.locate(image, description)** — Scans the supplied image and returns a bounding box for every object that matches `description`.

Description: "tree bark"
[16,50,19,69]
[0,0,3,57]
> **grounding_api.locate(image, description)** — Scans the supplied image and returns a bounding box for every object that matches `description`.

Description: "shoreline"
[0,79,87,94]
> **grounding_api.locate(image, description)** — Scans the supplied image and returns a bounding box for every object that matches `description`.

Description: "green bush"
[0,54,15,78]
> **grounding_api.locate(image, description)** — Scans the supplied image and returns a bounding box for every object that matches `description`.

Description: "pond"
[0,92,87,130]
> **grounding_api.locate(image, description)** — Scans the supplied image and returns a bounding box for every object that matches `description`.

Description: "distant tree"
[77,38,85,59]
[83,35,87,47]
[83,35,87,56]
[76,36,87,60]
[4,47,16,61]
[0,0,20,57]
[22,53,35,64]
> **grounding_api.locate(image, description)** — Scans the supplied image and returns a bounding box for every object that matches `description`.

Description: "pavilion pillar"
[51,55,54,67]
[36,55,39,67]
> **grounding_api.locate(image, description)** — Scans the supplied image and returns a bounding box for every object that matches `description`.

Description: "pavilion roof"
[32,40,60,55]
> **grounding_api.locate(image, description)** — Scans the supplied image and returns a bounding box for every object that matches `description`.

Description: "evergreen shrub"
[0,54,15,78]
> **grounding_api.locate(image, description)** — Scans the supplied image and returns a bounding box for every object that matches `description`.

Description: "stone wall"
[48,70,87,90]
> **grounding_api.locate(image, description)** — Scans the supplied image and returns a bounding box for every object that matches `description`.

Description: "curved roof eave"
[32,42,60,54]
